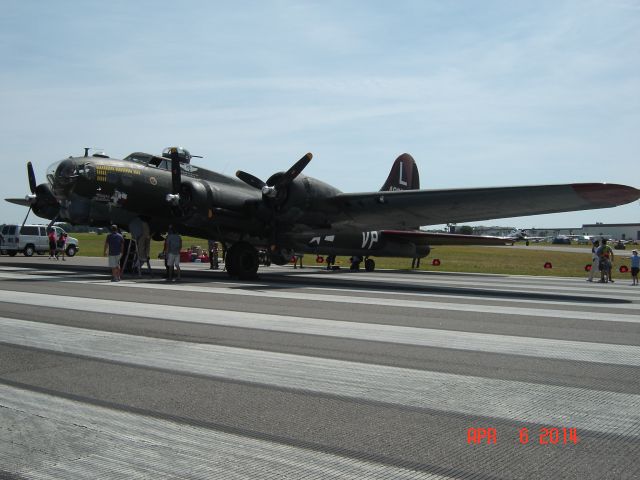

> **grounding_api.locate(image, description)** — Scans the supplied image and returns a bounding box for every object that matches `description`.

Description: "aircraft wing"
[328,183,640,229]
[381,230,513,246]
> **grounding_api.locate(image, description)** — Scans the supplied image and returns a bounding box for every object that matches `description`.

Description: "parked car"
[551,236,572,245]
[0,224,79,257]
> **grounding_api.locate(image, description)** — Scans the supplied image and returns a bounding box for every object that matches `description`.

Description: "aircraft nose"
[49,159,79,198]
[54,159,78,186]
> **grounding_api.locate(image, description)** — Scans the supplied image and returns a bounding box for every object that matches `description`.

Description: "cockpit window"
[46,160,62,186]
[123,153,154,165]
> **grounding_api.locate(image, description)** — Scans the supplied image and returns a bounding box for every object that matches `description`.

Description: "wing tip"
[571,183,640,207]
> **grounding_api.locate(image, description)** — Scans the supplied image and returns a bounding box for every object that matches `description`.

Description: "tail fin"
[379,153,420,191]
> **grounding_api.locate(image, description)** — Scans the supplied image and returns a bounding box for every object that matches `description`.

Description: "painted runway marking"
[4,272,637,322]
[1,317,639,438]
[0,291,638,365]
[0,384,443,480]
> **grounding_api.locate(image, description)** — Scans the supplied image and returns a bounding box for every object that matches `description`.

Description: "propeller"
[165,149,182,205]
[236,152,312,202]
[27,162,37,194]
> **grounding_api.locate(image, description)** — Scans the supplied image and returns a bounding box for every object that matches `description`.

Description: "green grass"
[73,233,207,258]
[70,233,627,277]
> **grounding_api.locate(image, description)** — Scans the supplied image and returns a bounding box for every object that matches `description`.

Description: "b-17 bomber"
[7,147,640,279]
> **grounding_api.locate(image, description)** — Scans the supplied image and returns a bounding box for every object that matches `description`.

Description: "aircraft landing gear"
[225,241,259,280]
[364,258,375,272]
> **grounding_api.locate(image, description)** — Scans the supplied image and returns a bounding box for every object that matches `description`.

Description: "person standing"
[56,232,67,261]
[208,239,219,270]
[631,249,639,286]
[48,228,57,259]
[597,239,614,283]
[164,225,182,282]
[587,240,600,282]
[103,225,124,282]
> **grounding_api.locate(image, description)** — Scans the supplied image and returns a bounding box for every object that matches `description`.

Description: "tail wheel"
[226,242,259,280]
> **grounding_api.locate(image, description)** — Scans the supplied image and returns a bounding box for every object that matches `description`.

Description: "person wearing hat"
[103,224,124,282]
[631,249,639,286]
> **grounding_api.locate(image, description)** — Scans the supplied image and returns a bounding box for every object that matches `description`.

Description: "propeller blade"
[47,215,59,229]
[27,162,37,194]
[21,206,32,228]
[170,151,182,195]
[5,197,32,207]
[271,152,313,189]
[236,170,266,190]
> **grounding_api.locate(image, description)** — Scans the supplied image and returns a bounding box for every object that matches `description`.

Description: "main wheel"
[226,242,259,280]
[364,258,375,272]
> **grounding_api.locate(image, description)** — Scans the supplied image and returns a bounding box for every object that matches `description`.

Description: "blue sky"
[1,0,638,229]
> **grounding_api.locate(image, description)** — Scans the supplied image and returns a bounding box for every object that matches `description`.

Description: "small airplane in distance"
[6,147,640,279]
[503,229,549,246]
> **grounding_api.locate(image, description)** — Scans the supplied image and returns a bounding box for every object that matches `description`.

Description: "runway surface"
[0,257,638,479]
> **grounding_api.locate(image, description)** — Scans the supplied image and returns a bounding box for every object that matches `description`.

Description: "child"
[631,250,639,286]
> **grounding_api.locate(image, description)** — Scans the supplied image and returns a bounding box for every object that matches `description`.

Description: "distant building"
[581,223,640,241]
[461,223,640,241]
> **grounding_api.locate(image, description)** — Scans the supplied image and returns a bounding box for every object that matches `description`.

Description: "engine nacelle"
[32,184,61,220]
[180,180,211,215]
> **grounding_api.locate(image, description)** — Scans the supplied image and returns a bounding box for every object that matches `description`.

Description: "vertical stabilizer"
[380,153,420,191]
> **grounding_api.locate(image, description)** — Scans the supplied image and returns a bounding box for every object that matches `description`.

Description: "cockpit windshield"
[46,160,63,186]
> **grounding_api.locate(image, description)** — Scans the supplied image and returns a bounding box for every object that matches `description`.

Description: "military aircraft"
[6,147,640,279]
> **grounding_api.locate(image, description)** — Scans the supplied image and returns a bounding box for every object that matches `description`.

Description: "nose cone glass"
[47,159,78,196]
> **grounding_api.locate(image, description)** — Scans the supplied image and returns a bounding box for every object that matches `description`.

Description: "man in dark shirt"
[103,225,124,282]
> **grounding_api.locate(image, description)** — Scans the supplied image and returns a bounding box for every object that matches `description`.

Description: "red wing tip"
[572,183,640,206]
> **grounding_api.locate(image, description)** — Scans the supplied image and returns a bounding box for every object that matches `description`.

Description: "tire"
[23,245,35,257]
[66,245,77,257]
[226,242,259,280]
[8,251,17,257]
[364,258,376,272]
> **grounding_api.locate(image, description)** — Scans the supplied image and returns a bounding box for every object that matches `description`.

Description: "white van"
[0,224,79,257]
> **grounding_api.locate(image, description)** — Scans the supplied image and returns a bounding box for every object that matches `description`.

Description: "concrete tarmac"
[0,257,638,479]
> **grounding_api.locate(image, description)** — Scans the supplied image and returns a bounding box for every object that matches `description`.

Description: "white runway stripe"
[1,266,637,309]
[4,270,635,322]
[99,276,640,312]
[0,291,639,365]
[0,384,443,479]
[1,318,638,438]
